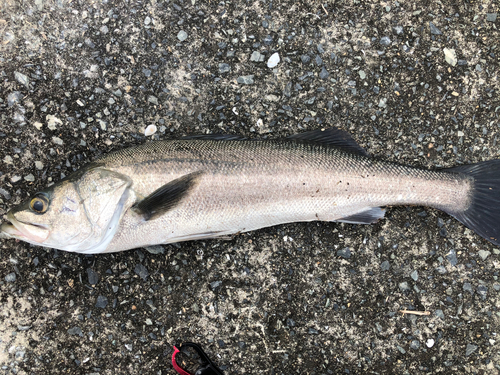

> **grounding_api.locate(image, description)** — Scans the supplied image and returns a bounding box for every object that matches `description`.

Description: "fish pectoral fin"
[134,171,203,221]
[336,207,386,224]
[287,127,368,156]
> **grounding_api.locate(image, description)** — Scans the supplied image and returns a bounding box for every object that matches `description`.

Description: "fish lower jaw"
[0,222,24,239]
[1,215,49,243]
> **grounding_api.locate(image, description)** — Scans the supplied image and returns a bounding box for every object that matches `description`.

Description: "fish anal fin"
[167,230,238,243]
[134,171,203,221]
[287,127,368,156]
[336,207,385,224]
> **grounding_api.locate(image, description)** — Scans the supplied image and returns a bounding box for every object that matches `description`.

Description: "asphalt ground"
[0,0,499,374]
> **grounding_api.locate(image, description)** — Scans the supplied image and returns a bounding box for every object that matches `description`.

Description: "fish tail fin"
[443,160,500,245]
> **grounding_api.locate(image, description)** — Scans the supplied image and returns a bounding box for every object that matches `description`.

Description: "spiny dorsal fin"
[134,171,203,221]
[287,127,368,156]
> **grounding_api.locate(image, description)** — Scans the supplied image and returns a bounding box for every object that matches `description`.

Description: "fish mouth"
[0,212,49,243]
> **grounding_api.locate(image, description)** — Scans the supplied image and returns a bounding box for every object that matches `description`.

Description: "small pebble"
[177,30,188,41]
[35,161,43,170]
[380,260,390,271]
[319,67,329,79]
[237,75,254,85]
[5,272,16,282]
[463,282,473,294]
[67,327,83,336]
[429,22,442,35]
[0,187,11,200]
[52,136,64,145]
[379,36,391,46]
[219,63,231,73]
[426,339,435,348]
[135,263,149,280]
[144,125,157,136]
[250,51,265,62]
[14,72,29,87]
[145,246,164,254]
[267,52,280,68]
[410,340,420,350]
[486,13,497,22]
[87,268,99,285]
[446,249,458,266]
[410,270,418,281]
[478,250,490,260]
[393,25,403,35]
[96,295,108,308]
[443,48,457,66]
[477,285,488,300]
[4,155,13,165]
[399,282,410,291]
[337,247,351,259]
[210,280,222,289]
[465,343,478,356]
[24,174,35,182]
[45,115,61,129]
[7,91,22,107]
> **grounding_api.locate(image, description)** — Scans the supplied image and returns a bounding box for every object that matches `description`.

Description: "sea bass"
[1,128,500,253]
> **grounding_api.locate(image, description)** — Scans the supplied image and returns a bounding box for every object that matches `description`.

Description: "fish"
[1,127,500,254]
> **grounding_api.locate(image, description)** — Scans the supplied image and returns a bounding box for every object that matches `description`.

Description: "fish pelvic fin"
[134,171,203,221]
[287,127,368,156]
[336,207,386,224]
[443,160,500,246]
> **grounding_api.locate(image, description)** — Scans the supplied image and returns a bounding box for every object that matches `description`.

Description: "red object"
[171,342,224,375]
[172,346,192,375]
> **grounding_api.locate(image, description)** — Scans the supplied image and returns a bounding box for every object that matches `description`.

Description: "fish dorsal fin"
[134,171,203,221]
[180,134,246,141]
[287,127,368,156]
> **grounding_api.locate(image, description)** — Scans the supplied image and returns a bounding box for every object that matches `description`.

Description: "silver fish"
[1,128,499,253]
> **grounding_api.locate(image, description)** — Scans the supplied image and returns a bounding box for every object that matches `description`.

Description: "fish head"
[1,167,132,253]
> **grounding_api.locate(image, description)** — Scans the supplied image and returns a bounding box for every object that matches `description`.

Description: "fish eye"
[30,193,49,214]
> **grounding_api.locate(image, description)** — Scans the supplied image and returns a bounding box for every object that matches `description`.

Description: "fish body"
[1,128,499,253]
